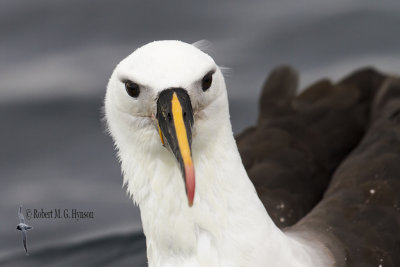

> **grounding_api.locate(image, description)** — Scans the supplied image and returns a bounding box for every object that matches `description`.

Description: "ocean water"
[0,231,147,267]
[2,0,400,266]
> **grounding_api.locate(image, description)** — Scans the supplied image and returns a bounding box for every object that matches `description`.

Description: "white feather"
[192,39,213,54]
[104,40,333,267]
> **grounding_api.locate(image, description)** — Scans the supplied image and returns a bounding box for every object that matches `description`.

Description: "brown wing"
[236,66,386,228]
[293,77,400,267]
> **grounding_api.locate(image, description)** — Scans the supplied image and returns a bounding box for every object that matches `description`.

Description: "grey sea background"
[1,0,400,266]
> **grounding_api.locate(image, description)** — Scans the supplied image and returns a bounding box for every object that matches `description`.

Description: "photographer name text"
[25,208,94,221]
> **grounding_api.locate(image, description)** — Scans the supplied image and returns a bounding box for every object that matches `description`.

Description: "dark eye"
[201,72,213,91]
[125,81,140,98]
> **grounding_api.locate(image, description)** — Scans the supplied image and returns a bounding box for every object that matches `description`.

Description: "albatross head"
[104,41,332,267]
[105,40,229,207]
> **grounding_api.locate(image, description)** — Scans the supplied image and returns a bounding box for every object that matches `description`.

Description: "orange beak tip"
[185,164,195,207]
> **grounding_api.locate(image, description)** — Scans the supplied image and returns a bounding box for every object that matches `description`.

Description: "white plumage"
[104,40,332,266]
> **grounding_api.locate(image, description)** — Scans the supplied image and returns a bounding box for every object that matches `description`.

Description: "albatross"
[104,40,400,266]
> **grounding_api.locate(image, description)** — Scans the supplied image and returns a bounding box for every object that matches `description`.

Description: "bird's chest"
[140,158,246,266]
[141,196,225,267]
[146,227,222,267]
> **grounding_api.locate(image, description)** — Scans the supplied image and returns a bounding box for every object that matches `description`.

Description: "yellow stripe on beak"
[171,93,193,167]
[158,124,165,146]
[171,92,195,206]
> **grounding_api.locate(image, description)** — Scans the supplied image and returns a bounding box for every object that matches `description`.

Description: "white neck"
[112,95,332,267]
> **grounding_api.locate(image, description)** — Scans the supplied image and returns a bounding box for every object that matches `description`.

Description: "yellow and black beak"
[156,88,195,207]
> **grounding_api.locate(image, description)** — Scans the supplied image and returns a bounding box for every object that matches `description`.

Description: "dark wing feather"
[292,77,400,267]
[236,66,385,227]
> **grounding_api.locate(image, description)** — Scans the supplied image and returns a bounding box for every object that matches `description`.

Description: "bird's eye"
[125,81,140,98]
[201,72,213,91]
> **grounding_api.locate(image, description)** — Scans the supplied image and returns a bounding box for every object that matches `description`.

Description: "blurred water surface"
[1,0,400,265]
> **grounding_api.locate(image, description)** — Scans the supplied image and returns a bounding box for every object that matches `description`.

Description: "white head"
[104,40,231,207]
